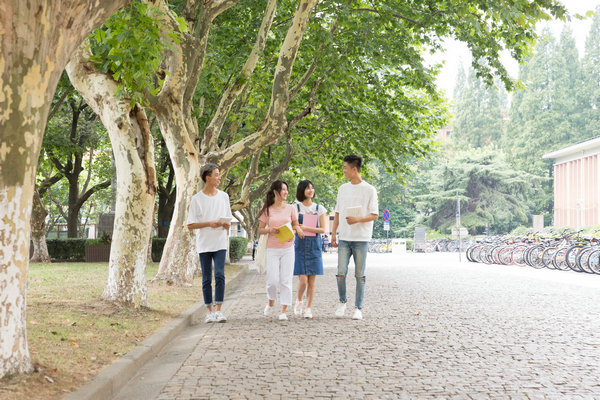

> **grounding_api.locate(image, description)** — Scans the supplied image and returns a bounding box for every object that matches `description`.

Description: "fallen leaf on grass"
[44,376,54,383]
[71,341,79,348]
[125,333,131,337]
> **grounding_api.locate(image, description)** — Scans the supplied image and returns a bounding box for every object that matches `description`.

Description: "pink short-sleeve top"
[259,204,298,249]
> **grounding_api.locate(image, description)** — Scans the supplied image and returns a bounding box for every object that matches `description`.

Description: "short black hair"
[343,155,362,172]
[296,180,314,202]
[201,163,219,182]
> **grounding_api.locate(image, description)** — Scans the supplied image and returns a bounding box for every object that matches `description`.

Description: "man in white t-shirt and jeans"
[331,155,379,320]
[187,163,233,323]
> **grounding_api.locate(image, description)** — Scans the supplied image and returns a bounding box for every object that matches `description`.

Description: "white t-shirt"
[295,202,327,217]
[187,190,233,253]
[334,181,378,241]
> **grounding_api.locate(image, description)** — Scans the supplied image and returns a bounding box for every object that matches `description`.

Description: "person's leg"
[305,275,316,309]
[199,252,214,311]
[213,249,226,312]
[351,241,369,310]
[336,240,351,304]
[265,248,278,307]
[279,247,295,313]
[297,275,307,302]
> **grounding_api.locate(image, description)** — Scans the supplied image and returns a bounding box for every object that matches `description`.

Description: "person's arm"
[291,208,304,238]
[258,219,279,235]
[345,213,378,225]
[187,220,221,230]
[331,212,339,247]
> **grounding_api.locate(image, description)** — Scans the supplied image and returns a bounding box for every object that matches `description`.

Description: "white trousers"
[265,247,295,306]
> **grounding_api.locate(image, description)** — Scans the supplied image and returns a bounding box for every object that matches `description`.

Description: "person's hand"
[332,235,338,248]
[269,227,280,234]
[346,216,360,225]
[296,227,305,239]
[223,223,231,230]
[209,221,221,228]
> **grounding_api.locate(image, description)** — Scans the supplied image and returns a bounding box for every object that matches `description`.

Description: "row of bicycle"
[466,232,600,273]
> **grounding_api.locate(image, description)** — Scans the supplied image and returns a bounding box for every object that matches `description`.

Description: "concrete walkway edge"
[63,265,251,400]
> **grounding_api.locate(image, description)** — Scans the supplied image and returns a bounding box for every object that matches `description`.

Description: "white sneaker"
[204,312,216,323]
[303,308,313,319]
[335,302,346,317]
[294,300,303,316]
[214,311,227,323]
[264,304,274,317]
[352,308,363,320]
[278,313,288,321]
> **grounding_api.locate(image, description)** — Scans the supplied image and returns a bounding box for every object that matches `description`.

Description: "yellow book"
[274,222,295,243]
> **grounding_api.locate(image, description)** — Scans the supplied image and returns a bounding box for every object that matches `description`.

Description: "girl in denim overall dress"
[293,180,328,319]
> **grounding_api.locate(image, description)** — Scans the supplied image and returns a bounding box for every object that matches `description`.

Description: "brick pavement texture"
[155,253,600,399]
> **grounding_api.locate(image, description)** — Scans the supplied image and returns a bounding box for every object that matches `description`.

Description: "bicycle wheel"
[576,247,595,274]
[498,246,513,265]
[542,247,558,269]
[565,245,584,272]
[512,245,528,266]
[587,249,600,274]
[525,245,544,268]
[552,247,570,271]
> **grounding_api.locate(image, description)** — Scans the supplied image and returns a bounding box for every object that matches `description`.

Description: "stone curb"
[63,265,251,400]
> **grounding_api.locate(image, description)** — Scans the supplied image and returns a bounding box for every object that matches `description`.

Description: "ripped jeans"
[336,240,368,310]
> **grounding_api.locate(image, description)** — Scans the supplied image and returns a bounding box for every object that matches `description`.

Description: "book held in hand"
[301,214,318,237]
[274,222,295,243]
[218,217,232,224]
[345,206,362,218]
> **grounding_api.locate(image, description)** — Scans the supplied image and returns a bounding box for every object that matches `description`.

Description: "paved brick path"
[142,253,600,399]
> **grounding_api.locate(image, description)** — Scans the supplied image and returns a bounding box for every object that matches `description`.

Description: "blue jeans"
[336,240,368,309]
[199,249,226,306]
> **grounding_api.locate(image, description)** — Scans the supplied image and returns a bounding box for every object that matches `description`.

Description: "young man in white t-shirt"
[187,164,232,323]
[331,155,378,320]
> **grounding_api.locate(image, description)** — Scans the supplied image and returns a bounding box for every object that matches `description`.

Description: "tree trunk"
[67,43,157,308]
[151,111,200,286]
[30,189,51,263]
[0,0,130,380]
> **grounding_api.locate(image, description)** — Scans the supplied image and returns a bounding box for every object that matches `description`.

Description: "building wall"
[554,154,599,228]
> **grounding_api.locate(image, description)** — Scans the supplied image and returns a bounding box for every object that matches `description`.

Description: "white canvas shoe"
[352,308,363,320]
[294,300,303,316]
[335,302,346,318]
[214,311,227,323]
[204,312,216,323]
[303,308,313,319]
[278,313,288,321]
[264,304,274,317]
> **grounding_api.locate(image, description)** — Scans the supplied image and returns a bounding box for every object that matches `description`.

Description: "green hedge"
[406,238,414,251]
[44,237,244,263]
[46,238,87,261]
[229,236,248,262]
[152,237,167,262]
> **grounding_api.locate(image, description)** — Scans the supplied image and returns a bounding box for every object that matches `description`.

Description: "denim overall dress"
[294,203,324,276]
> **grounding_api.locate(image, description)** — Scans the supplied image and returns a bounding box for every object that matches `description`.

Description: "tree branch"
[201,0,277,154]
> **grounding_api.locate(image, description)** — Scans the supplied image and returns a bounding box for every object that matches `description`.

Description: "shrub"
[229,236,248,262]
[152,237,167,262]
[46,238,88,261]
[405,238,414,251]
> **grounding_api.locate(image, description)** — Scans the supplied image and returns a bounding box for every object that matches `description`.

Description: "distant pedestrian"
[331,155,378,320]
[187,163,232,323]
[323,234,330,253]
[293,180,328,319]
[252,240,258,260]
[258,180,304,320]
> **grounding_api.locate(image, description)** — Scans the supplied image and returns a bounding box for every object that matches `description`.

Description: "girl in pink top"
[258,180,304,320]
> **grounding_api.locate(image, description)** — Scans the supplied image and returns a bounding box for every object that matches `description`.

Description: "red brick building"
[543,137,600,229]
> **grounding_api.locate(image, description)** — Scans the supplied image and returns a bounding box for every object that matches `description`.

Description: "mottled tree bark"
[150,0,318,284]
[67,43,156,307]
[0,0,129,377]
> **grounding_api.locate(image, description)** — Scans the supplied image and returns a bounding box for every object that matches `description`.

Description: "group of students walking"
[187,155,378,323]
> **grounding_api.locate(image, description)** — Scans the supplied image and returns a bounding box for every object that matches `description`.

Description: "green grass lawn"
[0,262,242,400]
